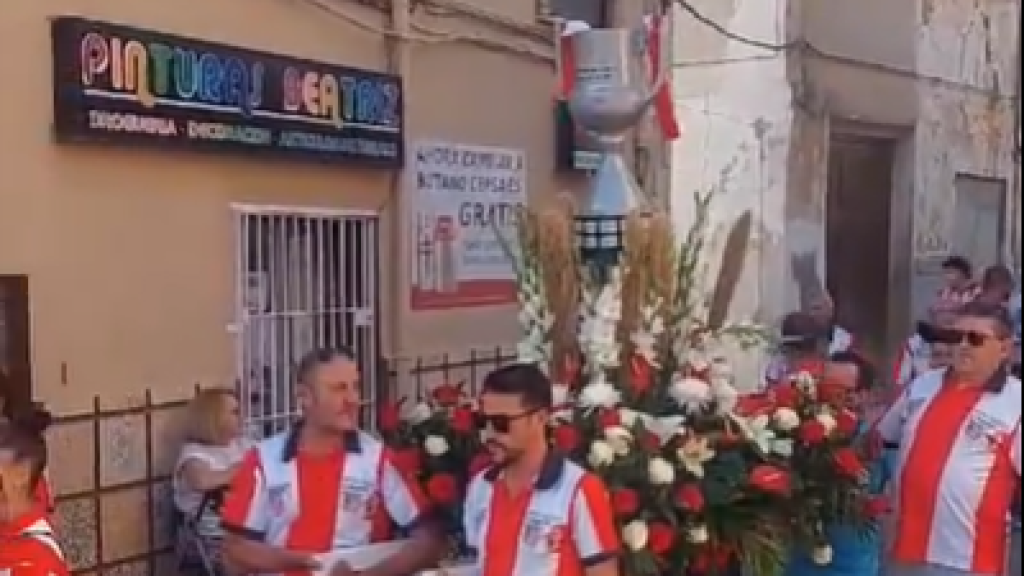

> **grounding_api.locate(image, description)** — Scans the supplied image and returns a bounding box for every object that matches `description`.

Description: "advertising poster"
[408,141,527,310]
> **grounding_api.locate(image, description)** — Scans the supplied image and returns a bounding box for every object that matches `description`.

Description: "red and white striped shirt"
[464,453,620,576]
[876,369,1022,575]
[220,424,429,575]
[0,506,67,576]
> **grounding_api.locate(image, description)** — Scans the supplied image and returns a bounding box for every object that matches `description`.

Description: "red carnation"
[748,464,790,495]
[833,447,866,478]
[674,483,705,512]
[391,447,421,476]
[772,384,800,408]
[628,355,653,394]
[863,495,890,518]
[835,409,859,437]
[611,488,640,516]
[377,400,403,433]
[552,425,580,453]
[426,473,459,504]
[451,407,475,433]
[431,383,462,407]
[597,409,621,430]
[641,430,662,453]
[648,522,676,555]
[799,420,828,444]
[469,452,493,476]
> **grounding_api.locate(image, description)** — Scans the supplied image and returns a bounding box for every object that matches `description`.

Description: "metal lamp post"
[563,24,663,275]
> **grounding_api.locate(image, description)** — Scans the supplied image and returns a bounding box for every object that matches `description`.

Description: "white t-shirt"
[173,439,249,536]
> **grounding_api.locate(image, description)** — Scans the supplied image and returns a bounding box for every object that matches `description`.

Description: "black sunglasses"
[474,409,541,434]
[949,329,1003,347]
[917,322,961,345]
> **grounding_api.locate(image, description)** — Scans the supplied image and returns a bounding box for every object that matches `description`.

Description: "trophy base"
[582,151,648,216]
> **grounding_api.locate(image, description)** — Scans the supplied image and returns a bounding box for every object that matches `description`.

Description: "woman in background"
[173,388,248,569]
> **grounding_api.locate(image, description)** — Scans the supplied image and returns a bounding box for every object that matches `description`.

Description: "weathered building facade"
[668,0,1020,373]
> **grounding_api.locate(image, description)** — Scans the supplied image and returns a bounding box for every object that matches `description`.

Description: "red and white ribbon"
[644,13,681,141]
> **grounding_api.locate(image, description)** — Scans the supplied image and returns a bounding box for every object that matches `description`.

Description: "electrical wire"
[672,0,797,52]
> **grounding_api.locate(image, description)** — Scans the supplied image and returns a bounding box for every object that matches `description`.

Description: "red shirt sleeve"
[219,448,270,539]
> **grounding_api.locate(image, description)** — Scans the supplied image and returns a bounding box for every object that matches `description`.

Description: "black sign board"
[50,17,404,167]
[554,100,601,172]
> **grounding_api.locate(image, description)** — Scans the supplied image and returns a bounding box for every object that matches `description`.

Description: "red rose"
[748,464,790,495]
[648,522,676,555]
[377,400,403,432]
[799,420,828,444]
[391,447,421,476]
[674,483,705,512]
[597,409,621,430]
[426,473,459,504]
[431,383,462,407]
[552,425,580,453]
[451,407,475,433]
[833,447,866,478]
[641,431,662,452]
[772,384,800,408]
[611,488,640,516]
[835,409,859,437]
[469,452,493,476]
[862,495,890,518]
[629,355,653,394]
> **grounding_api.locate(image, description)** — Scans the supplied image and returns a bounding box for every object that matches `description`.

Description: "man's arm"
[1010,418,1021,476]
[572,474,621,576]
[360,454,445,576]
[220,449,318,573]
[872,385,910,446]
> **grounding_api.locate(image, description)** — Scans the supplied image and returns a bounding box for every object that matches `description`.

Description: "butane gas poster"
[408,141,527,310]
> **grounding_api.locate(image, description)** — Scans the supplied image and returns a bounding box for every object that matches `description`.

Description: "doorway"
[951,174,1006,270]
[232,207,381,438]
[0,275,32,416]
[826,135,895,363]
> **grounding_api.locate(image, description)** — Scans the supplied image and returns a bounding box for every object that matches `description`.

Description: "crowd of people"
[0,255,1020,576]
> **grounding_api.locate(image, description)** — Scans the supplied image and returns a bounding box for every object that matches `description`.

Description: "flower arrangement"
[377,382,490,556]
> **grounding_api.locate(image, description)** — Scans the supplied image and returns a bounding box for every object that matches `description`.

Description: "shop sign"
[408,141,527,310]
[50,17,404,167]
[554,100,601,171]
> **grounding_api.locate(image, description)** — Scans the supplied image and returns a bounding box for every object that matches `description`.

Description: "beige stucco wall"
[0,0,573,416]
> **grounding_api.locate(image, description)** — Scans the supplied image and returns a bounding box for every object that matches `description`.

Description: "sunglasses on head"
[474,408,541,434]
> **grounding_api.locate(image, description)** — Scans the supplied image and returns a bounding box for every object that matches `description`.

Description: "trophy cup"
[564,22,666,271]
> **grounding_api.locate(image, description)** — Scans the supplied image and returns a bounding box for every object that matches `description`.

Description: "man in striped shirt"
[220,348,443,576]
[876,302,1020,576]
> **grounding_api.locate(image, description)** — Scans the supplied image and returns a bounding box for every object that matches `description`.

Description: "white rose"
[405,402,433,425]
[618,407,641,427]
[604,426,633,456]
[772,408,801,431]
[621,520,649,551]
[815,413,837,434]
[687,524,709,544]
[648,456,676,485]
[811,544,833,565]
[588,440,616,468]
[424,435,449,456]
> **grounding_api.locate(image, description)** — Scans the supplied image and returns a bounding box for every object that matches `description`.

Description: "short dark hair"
[0,413,50,488]
[295,347,356,385]
[980,265,1014,290]
[941,255,973,278]
[828,351,876,391]
[957,300,1013,338]
[780,312,826,353]
[481,364,553,410]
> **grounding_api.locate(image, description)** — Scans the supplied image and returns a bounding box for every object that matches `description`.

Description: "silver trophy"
[564,23,666,268]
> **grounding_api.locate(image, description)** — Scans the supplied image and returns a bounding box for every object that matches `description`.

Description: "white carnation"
[816,413,837,434]
[423,435,449,456]
[811,544,833,565]
[588,440,616,468]
[685,348,712,372]
[578,373,622,409]
[404,402,433,425]
[648,457,676,485]
[604,426,633,456]
[772,408,801,431]
[669,376,712,412]
[621,520,649,551]
[687,524,709,544]
[618,407,641,427]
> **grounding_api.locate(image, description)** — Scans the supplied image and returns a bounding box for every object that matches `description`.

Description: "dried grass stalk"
[534,204,579,361]
[620,210,679,353]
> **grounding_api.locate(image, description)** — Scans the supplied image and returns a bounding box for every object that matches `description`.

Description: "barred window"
[544,0,609,26]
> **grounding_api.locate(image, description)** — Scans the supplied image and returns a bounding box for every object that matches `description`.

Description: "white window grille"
[232,206,380,439]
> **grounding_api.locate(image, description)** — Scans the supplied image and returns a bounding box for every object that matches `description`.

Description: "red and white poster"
[408,141,527,310]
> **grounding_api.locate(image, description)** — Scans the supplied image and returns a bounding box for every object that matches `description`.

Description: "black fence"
[48,348,515,576]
